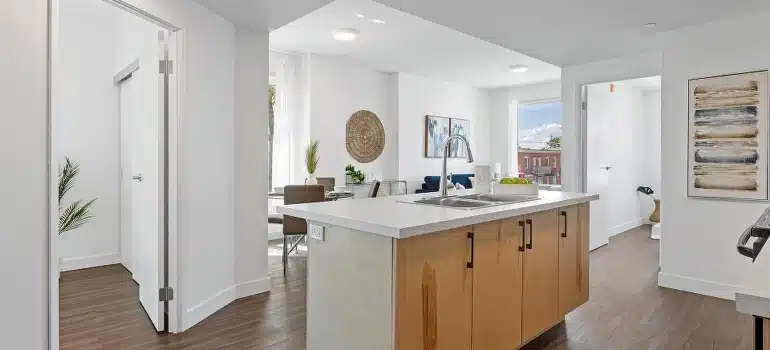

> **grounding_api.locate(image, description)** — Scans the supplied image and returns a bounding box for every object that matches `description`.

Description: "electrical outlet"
[309,223,325,241]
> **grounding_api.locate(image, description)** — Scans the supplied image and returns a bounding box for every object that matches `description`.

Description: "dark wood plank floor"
[61,228,752,349]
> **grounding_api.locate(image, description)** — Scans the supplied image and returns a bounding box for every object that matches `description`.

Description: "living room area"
[266,0,563,201]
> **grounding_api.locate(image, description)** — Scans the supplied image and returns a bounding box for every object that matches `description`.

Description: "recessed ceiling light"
[356,13,366,18]
[644,22,657,28]
[509,64,529,73]
[333,28,360,41]
[370,18,386,24]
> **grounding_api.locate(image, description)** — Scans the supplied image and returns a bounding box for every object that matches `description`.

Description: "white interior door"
[585,84,611,250]
[129,32,167,332]
[120,76,135,277]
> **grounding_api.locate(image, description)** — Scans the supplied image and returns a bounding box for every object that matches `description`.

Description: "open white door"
[129,31,169,332]
[585,84,611,250]
[120,75,136,278]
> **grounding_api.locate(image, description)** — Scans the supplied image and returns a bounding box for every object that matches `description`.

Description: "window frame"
[516,98,563,188]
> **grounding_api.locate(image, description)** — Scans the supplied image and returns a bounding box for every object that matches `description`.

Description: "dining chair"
[282,184,325,274]
[316,177,335,192]
[368,180,381,198]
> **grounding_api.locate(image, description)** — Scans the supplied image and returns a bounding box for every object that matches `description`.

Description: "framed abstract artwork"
[688,70,769,200]
[425,115,450,158]
[449,118,471,158]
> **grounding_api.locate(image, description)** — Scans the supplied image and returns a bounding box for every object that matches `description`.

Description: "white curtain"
[271,53,306,187]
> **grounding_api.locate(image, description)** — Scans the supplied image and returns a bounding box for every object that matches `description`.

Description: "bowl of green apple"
[493,177,539,196]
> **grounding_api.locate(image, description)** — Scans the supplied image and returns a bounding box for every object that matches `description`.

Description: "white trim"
[657,272,737,300]
[183,285,235,331]
[60,253,122,272]
[235,277,271,298]
[608,217,647,237]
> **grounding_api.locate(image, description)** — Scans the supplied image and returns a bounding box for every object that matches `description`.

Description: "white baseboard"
[182,276,273,331]
[657,272,737,300]
[235,277,271,298]
[184,285,236,331]
[60,252,121,272]
[609,217,647,236]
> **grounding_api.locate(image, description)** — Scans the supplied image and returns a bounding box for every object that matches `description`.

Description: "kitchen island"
[277,190,599,350]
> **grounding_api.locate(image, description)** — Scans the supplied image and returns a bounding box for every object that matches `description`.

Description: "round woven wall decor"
[346,110,385,163]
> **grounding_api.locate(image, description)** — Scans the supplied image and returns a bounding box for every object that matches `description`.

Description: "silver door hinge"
[159,60,174,74]
[581,101,587,111]
[159,287,174,301]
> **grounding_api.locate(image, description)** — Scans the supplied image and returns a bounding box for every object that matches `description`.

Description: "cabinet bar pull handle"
[561,211,568,238]
[467,232,474,268]
[518,221,526,252]
[526,219,533,250]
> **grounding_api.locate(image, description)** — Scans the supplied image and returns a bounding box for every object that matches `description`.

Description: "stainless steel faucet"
[440,134,474,198]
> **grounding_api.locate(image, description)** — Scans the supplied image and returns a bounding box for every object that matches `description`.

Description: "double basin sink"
[405,193,540,210]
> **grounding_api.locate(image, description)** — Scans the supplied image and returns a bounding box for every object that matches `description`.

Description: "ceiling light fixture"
[644,22,657,28]
[333,28,360,41]
[508,64,529,73]
[370,18,386,24]
[356,13,366,18]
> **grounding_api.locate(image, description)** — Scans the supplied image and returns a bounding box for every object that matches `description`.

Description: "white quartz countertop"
[736,243,770,318]
[277,190,599,239]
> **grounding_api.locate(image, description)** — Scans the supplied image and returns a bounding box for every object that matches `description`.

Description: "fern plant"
[58,157,97,234]
[306,140,320,175]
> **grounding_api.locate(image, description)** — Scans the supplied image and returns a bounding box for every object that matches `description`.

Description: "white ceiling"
[197,0,770,67]
[192,0,331,31]
[375,0,770,66]
[269,0,560,88]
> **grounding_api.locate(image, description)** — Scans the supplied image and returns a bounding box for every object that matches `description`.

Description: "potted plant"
[306,140,320,184]
[59,157,97,234]
[345,164,366,184]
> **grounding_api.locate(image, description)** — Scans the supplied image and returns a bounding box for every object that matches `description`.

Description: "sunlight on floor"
[267,241,308,257]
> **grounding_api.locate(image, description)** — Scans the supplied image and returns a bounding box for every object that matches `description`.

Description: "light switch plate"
[309,223,325,241]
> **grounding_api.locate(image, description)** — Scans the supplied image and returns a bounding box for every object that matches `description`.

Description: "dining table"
[268,191,354,201]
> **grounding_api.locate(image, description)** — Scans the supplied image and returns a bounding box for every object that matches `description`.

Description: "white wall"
[487,80,561,175]
[397,73,491,192]
[657,12,770,299]
[56,0,122,270]
[0,1,49,348]
[234,28,270,301]
[636,90,662,218]
[307,54,398,184]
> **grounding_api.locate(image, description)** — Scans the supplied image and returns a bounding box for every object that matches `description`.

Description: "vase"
[307,174,318,185]
[649,199,660,223]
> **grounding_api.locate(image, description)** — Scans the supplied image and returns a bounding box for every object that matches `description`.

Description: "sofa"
[416,174,474,194]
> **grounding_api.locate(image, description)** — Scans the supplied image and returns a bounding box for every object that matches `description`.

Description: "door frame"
[49,0,184,347]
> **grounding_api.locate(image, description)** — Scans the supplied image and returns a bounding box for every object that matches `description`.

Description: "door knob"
[132,173,144,182]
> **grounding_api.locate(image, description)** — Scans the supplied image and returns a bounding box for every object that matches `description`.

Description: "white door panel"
[120,77,134,275]
[586,84,610,250]
[129,32,167,332]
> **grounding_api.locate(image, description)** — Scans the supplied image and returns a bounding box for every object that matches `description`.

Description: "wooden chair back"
[283,185,325,235]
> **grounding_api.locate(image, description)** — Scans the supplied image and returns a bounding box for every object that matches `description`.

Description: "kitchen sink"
[405,193,540,210]
[456,193,540,204]
[412,197,494,209]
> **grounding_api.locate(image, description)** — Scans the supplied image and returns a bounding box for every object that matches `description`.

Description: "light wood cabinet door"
[522,209,560,342]
[472,218,524,350]
[395,227,473,350]
[558,204,590,316]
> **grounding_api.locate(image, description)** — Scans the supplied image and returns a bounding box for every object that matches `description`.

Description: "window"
[518,100,562,185]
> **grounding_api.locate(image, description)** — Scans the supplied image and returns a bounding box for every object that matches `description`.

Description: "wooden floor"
[61,227,753,349]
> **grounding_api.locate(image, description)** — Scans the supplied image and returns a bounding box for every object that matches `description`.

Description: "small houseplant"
[345,164,366,184]
[59,157,97,234]
[306,140,320,184]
